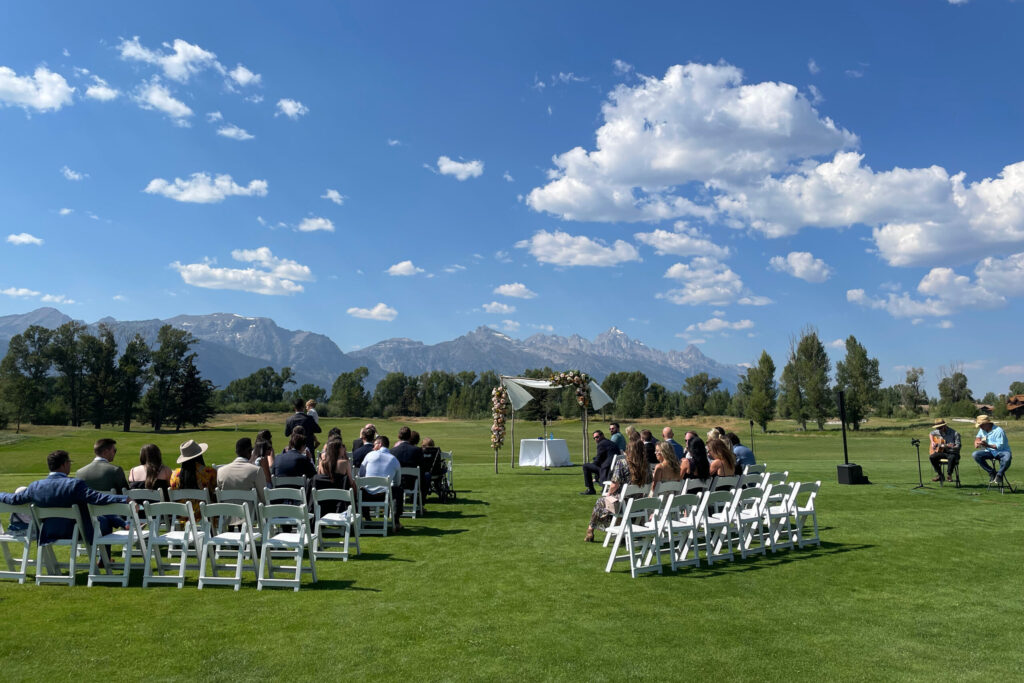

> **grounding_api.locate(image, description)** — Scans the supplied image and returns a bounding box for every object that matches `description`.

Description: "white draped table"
[518,439,573,467]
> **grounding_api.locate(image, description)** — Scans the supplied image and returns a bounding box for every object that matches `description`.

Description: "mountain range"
[0,308,744,393]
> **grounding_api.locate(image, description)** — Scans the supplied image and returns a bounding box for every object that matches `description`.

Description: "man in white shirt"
[358,435,403,530]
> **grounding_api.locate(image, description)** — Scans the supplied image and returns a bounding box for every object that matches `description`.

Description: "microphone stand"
[911,439,927,490]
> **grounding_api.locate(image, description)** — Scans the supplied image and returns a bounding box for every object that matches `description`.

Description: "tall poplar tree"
[834,335,881,430]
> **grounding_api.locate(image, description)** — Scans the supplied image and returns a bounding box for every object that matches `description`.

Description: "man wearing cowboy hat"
[927,418,961,482]
[971,415,1012,484]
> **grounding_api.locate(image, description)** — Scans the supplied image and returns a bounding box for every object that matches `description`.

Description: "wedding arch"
[490,371,613,473]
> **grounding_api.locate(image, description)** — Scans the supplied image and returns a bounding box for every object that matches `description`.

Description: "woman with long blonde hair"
[708,437,737,477]
[650,441,682,494]
[585,437,651,541]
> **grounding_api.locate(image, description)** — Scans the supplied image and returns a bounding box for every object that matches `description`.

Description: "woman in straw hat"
[170,440,218,516]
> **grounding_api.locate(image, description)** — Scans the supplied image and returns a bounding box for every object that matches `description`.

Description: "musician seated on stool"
[927,418,961,482]
[972,414,1012,485]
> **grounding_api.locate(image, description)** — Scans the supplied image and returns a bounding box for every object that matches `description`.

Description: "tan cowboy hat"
[177,439,209,463]
[975,414,993,428]
[932,418,947,430]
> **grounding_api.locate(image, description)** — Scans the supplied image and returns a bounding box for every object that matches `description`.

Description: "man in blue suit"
[0,450,126,544]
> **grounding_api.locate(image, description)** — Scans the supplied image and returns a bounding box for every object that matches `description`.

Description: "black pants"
[929,451,960,477]
[361,486,404,526]
[583,463,606,492]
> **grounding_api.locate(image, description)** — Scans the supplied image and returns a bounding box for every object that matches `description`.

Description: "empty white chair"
[197,502,259,591]
[600,454,621,496]
[31,505,85,586]
[355,476,393,537]
[762,483,795,553]
[602,483,646,547]
[0,502,35,584]
[656,493,703,571]
[258,503,317,591]
[790,481,821,548]
[87,502,144,587]
[702,491,736,565]
[312,489,360,561]
[738,473,763,489]
[761,470,789,488]
[142,501,205,588]
[400,467,422,518]
[271,475,307,489]
[731,487,767,559]
[744,463,766,475]
[604,496,663,578]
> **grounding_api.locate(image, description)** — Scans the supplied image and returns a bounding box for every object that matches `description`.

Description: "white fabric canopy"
[500,376,613,411]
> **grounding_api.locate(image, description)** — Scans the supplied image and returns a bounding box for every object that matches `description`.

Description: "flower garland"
[491,386,509,449]
[549,369,591,408]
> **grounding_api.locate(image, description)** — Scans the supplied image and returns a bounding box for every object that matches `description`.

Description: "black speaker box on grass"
[837,463,866,485]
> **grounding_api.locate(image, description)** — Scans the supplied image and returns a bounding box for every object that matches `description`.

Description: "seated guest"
[608,422,627,453]
[391,426,425,494]
[171,440,218,517]
[640,429,659,465]
[708,438,737,477]
[351,426,376,469]
[272,433,317,481]
[972,415,1012,484]
[580,430,619,495]
[662,427,685,460]
[650,441,683,494]
[76,437,129,494]
[313,438,351,514]
[288,425,315,461]
[252,433,275,487]
[127,444,172,493]
[0,450,126,543]
[584,439,650,542]
[707,426,726,444]
[927,419,961,483]
[358,435,403,531]
[218,437,267,504]
[725,432,756,471]
[624,425,639,445]
[681,432,710,480]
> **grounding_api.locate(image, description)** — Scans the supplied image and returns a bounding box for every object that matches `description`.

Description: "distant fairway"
[0,415,1022,681]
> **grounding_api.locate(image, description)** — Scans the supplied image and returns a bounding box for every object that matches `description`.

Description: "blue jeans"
[972,449,1012,478]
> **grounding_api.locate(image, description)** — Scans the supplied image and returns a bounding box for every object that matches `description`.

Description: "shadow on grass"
[308,579,379,592]
[399,526,469,537]
[436,496,489,506]
[419,510,486,520]
[669,540,875,579]
[353,552,414,563]
[513,469,579,477]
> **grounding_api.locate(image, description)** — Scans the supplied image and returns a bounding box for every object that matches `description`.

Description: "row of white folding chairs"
[604,480,820,578]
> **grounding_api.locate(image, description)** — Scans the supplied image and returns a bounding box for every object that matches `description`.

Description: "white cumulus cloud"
[494,282,537,299]
[216,124,254,141]
[387,260,425,276]
[686,317,755,333]
[436,156,484,181]
[118,36,221,82]
[228,64,261,87]
[769,251,832,282]
[659,257,745,306]
[171,246,311,296]
[84,75,119,101]
[515,229,640,267]
[634,222,729,259]
[144,172,268,203]
[321,189,345,205]
[134,77,193,124]
[7,233,43,246]
[483,301,516,314]
[296,216,334,232]
[848,265,1004,319]
[61,165,87,181]
[1,286,74,304]
[0,65,75,112]
[276,98,308,119]
[347,303,397,321]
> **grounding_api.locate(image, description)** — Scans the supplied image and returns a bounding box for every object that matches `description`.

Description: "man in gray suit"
[75,438,129,494]
[217,437,267,504]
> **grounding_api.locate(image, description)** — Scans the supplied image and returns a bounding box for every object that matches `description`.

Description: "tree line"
[0,322,215,432]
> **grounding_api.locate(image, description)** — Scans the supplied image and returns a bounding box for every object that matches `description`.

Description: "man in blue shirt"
[972,415,1012,484]
[608,422,627,453]
[726,432,756,470]
[0,450,126,544]
[661,427,686,461]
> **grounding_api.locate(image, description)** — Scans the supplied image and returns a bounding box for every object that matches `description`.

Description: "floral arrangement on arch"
[549,369,591,408]
[491,386,509,449]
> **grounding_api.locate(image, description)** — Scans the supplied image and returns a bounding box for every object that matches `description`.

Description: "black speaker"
[837,463,864,485]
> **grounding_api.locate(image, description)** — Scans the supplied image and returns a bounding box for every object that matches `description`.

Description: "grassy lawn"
[0,414,1022,681]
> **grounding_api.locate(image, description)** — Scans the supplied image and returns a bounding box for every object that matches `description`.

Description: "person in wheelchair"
[927,418,961,482]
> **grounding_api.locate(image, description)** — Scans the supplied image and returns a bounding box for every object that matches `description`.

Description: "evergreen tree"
[220,366,294,406]
[613,371,648,419]
[170,355,216,429]
[834,335,881,430]
[142,325,197,431]
[0,326,54,428]
[681,373,721,416]
[746,350,777,432]
[330,367,371,417]
[48,321,87,426]
[372,372,410,417]
[80,324,119,429]
[644,383,669,418]
[115,334,151,432]
[780,328,832,430]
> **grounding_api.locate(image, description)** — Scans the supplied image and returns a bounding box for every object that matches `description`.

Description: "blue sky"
[2,1,1023,397]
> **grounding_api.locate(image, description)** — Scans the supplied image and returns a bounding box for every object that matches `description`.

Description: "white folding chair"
[87,502,144,587]
[440,451,453,490]
[762,483,795,553]
[604,496,663,578]
[198,502,259,591]
[258,503,317,591]
[703,490,736,565]
[400,467,422,518]
[215,488,262,527]
[790,481,821,548]
[761,471,789,489]
[602,483,646,547]
[266,487,306,506]
[31,505,85,586]
[656,493,703,571]
[712,475,739,492]
[126,489,165,504]
[682,477,712,495]
[0,502,35,584]
[312,489,360,561]
[356,476,393,537]
[271,475,307,490]
[600,454,621,496]
[731,487,767,559]
[738,473,763,489]
[651,480,683,503]
[744,463,766,475]
[142,501,205,588]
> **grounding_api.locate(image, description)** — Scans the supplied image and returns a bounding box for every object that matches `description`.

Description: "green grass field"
[0,414,1022,681]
